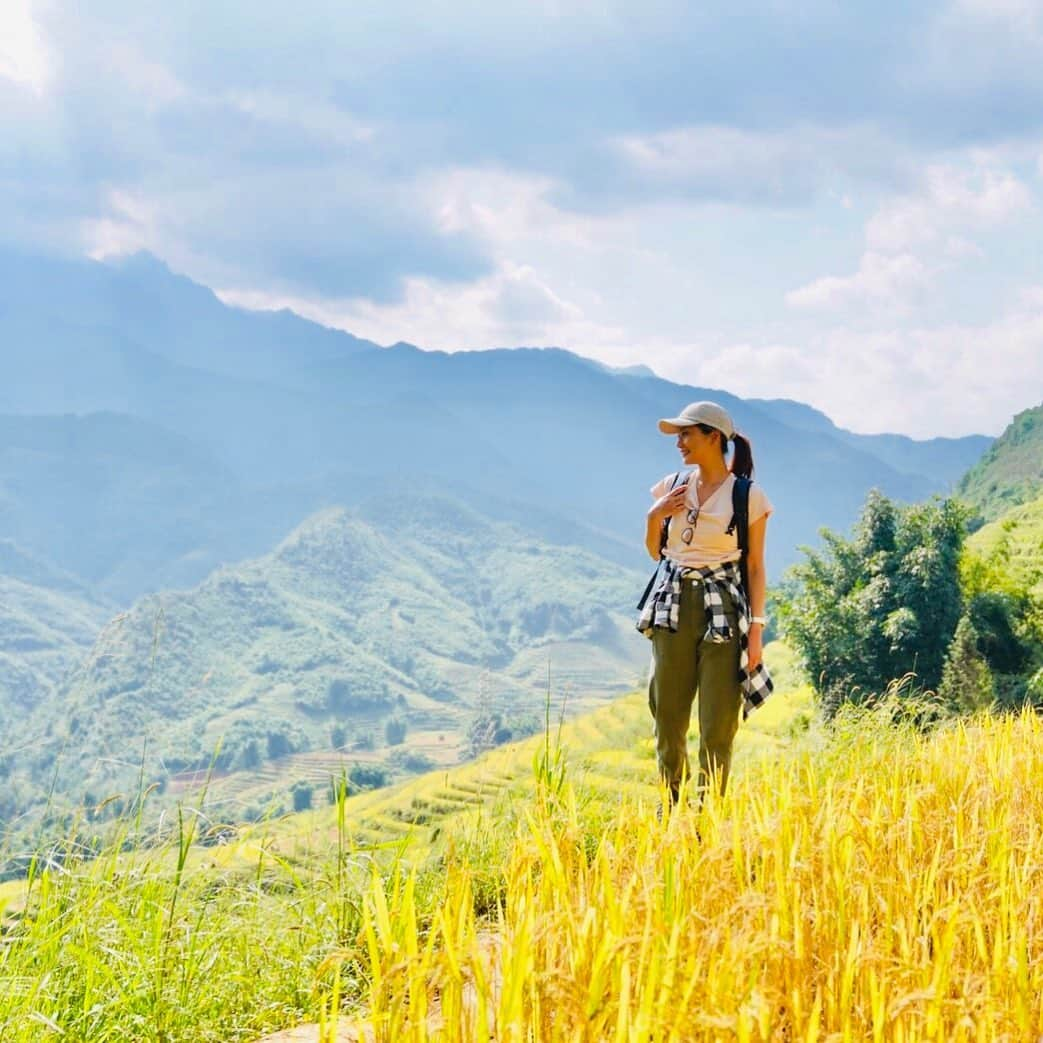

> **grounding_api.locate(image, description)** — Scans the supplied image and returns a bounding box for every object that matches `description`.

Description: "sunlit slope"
[0,643,810,905]
[966,493,1043,595]
[958,402,1043,519]
[18,500,647,825]
[246,640,812,859]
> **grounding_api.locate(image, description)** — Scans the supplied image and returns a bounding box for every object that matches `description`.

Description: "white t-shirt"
[650,469,773,568]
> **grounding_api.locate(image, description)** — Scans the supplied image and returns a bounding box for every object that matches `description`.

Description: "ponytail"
[729,432,754,479]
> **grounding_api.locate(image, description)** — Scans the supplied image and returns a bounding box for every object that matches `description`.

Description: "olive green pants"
[648,578,742,799]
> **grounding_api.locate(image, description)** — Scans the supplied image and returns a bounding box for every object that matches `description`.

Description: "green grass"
[966,494,1043,597]
[958,403,1043,520]
[0,643,810,1041]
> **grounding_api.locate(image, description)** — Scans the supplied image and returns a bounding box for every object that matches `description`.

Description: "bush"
[390,749,436,774]
[780,492,966,715]
[266,730,295,760]
[384,717,408,746]
[349,764,389,791]
[236,738,261,771]
[967,591,1032,676]
[468,710,541,758]
[291,781,313,812]
[939,615,995,715]
[326,676,391,714]
[1028,668,1043,705]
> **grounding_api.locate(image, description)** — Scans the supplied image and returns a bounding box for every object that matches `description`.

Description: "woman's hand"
[747,624,764,671]
[648,484,687,523]
[644,484,688,560]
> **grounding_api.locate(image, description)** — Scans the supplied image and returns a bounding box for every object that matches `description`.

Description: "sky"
[3,1,1043,437]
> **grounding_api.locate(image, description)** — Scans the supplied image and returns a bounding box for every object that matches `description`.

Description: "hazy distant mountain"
[1,247,992,605]
[0,412,289,601]
[957,403,1043,520]
[289,342,944,573]
[0,244,1008,841]
[0,539,94,596]
[12,497,647,816]
[748,398,990,485]
[0,565,108,727]
[0,248,377,394]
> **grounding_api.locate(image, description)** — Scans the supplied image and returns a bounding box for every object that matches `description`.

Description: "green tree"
[384,717,407,746]
[467,710,541,758]
[349,764,389,790]
[291,781,313,812]
[960,522,1043,707]
[236,738,261,771]
[266,730,295,760]
[938,615,995,715]
[1027,668,1043,705]
[779,492,967,715]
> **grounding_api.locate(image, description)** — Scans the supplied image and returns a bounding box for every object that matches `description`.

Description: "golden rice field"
[2,671,1042,1041]
[340,708,1043,1042]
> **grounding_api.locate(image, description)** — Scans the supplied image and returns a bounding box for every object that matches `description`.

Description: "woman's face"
[676,424,719,465]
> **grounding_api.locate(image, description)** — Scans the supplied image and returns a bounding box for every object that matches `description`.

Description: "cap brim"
[657,417,691,434]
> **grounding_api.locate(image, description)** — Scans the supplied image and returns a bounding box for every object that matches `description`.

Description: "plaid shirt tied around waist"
[636,558,774,719]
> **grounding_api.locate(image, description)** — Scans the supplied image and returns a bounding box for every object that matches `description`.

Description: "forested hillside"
[958,403,1043,520]
[780,411,1043,720]
[5,497,647,830]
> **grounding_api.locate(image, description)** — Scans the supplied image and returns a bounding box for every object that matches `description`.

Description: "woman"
[637,400,774,809]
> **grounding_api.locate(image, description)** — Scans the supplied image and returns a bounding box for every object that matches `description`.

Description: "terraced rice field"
[244,641,813,864]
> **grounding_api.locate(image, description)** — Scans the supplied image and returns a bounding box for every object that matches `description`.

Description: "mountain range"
[14,498,646,813]
[2,248,989,603]
[0,245,1003,835]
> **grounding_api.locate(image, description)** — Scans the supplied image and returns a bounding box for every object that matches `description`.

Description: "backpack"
[636,471,752,610]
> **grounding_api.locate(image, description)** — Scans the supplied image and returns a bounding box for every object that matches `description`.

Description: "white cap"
[657,401,735,438]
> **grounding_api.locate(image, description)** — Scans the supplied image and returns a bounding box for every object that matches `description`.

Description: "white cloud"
[786,252,930,312]
[1017,283,1043,308]
[656,311,1043,437]
[0,0,50,93]
[866,163,1032,253]
[616,125,800,179]
[610,123,904,205]
[944,235,984,259]
[952,0,1043,34]
[219,261,625,353]
[423,166,591,251]
[786,157,1034,318]
[99,42,187,107]
[82,190,158,260]
[223,89,374,147]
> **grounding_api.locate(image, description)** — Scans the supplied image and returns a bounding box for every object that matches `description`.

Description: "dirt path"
[254,1024,373,1042]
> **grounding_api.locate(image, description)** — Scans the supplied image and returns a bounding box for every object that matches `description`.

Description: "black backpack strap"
[726,476,752,596]
[636,470,690,610]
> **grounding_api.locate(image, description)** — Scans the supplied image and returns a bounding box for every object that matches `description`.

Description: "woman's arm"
[644,510,664,560]
[745,514,769,669]
[645,485,688,561]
